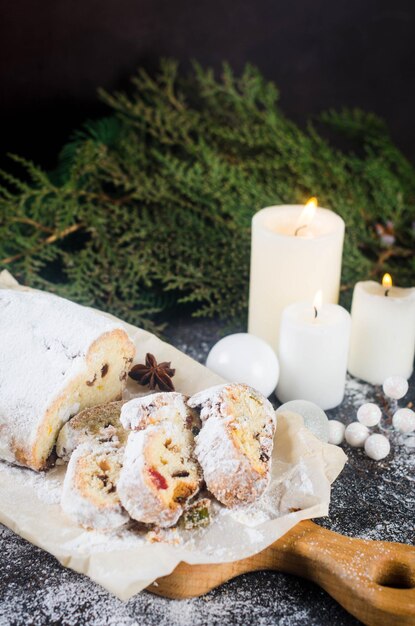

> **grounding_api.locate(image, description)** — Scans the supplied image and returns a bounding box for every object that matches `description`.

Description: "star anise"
[128,353,176,392]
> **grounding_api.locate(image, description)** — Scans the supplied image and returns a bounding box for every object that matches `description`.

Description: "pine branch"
[0,61,413,333]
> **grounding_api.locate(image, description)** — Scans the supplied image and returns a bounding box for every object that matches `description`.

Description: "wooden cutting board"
[148,520,415,626]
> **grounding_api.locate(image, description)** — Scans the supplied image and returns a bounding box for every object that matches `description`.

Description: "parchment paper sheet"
[0,270,347,600]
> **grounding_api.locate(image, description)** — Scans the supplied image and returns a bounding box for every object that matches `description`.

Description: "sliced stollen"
[0,288,135,471]
[188,383,277,507]
[118,393,202,527]
[57,401,127,461]
[61,442,128,531]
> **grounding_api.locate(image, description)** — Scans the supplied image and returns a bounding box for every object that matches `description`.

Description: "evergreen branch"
[370,246,414,278]
[9,217,54,234]
[0,60,413,332]
[1,222,85,265]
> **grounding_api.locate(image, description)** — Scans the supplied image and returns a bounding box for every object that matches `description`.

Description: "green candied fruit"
[179,499,211,530]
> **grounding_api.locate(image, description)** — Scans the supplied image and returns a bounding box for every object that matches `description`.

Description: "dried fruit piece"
[148,467,168,490]
[179,498,211,530]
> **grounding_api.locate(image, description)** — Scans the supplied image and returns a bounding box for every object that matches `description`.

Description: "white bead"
[206,333,279,398]
[345,422,370,447]
[382,376,408,400]
[364,434,390,460]
[276,400,329,442]
[392,408,415,434]
[357,403,382,427]
[328,420,345,445]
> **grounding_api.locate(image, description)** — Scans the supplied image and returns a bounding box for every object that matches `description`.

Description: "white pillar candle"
[276,295,351,410]
[248,200,345,350]
[348,275,415,384]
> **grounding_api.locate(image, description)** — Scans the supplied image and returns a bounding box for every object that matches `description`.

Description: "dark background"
[1,0,415,169]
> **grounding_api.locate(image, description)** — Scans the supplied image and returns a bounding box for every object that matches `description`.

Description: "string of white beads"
[392,408,415,434]
[328,420,345,445]
[364,434,390,460]
[344,422,370,447]
[357,403,381,427]
[382,376,408,400]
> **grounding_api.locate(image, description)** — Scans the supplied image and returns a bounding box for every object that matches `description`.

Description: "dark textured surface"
[0,317,414,626]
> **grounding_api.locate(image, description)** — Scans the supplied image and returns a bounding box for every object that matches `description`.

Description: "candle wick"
[385,288,390,297]
[294,224,307,236]
[314,306,318,319]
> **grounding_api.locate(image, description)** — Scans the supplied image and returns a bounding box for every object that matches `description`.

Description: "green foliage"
[0,60,414,332]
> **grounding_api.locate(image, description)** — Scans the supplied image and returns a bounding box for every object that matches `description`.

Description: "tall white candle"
[248,201,345,350]
[276,295,351,410]
[348,275,415,384]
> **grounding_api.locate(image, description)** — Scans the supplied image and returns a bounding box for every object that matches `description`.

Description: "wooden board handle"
[149,520,415,626]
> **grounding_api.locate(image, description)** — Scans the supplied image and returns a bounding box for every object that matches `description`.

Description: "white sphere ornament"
[392,408,415,434]
[206,333,279,398]
[364,434,390,460]
[276,400,329,442]
[345,422,370,448]
[328,420,345,445]
[382,376,408,400]
[357,403,382,427]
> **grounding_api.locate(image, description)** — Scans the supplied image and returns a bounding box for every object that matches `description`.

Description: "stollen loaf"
[0,287,135,470]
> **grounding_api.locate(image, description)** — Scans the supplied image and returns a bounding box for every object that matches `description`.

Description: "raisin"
[172,470,190,478]
[97,474,108,487]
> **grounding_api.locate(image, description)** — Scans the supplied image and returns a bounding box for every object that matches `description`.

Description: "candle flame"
[295,197,317,236]
[382,273,392,289]
[313,290,323,318]
[302,197,317,224]
[306,196,318,208]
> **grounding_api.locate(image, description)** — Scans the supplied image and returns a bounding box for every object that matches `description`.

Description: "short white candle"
[276,294,351,410]
[348,274,415,385]
[248,200,345,350]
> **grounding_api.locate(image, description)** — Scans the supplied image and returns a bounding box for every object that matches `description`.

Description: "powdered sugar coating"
[189,384,276,507]
[118,429,181,527]
[195,416,270,505]
[187,385,227,419]
[120,392,190,431]
[0,288,134,469]
[118,423,201,528]
[118,393,202,527]
[61,443,128,531]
